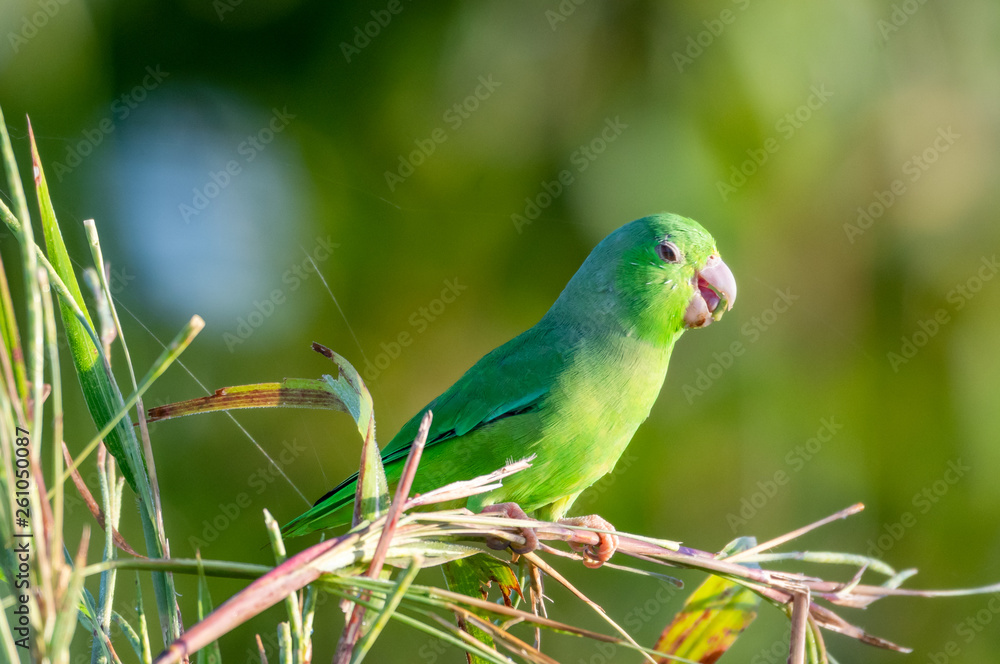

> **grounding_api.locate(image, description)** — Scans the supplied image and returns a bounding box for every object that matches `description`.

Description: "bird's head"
[555,213,736,345]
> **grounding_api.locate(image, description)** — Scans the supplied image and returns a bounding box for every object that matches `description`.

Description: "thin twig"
[522,551,657,664]
[529,564,546,650]
[725,504,864,563]
[788,588,810,664]
[404,456,535,509]
[368,410,432,577]
[255,635,269,664]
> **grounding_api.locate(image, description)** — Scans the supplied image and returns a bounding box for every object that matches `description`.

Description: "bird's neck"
[543,286,685,351]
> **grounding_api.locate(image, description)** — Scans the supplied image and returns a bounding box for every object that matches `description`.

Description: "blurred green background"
[3,0,1000,662]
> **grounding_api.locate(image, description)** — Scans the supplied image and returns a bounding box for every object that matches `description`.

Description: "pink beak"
[683,254,737,329]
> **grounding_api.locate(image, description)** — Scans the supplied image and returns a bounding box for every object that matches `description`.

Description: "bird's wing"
[381,324,564,463]
[281,325,569,537]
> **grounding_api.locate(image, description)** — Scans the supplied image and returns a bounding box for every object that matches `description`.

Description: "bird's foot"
[480,502,539,555]
[559,514,619,568]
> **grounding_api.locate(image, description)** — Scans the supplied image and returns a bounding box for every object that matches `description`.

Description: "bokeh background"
[3,0,1000,662]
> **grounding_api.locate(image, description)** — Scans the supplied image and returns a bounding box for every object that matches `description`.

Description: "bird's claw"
[559,514,618,568]
[481,502,539,555]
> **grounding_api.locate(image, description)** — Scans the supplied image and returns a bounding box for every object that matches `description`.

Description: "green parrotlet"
[282,213,736,565]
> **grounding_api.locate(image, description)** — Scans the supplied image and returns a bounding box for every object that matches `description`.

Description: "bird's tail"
[280,473,357,538]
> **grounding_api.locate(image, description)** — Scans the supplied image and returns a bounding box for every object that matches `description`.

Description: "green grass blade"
[146,378,348,422]
[27,119,146,494]
[92,458,124,664]
[323,585,512,664]
[76,543,117,664]
[83,267,116,357]
[314,344,374,443]
[62,316,205,487]
[351,557,422,664]
[0,203,105,354]
[277,622,293,664]
[83,557,273,580]
[91,311,201,649]
[196,554,223,664]
[0,108,30,236]
[11,125,45,491]
[0,253,26,414]
[82,220,136,386]
[736,551,898,578]
[312,344,388,525]
[0,106,29,407]
[264,510,301,660]
[41,262,67,582]
[83,218,170,536]
[112,611,144,661]
[300,585,317,663]
[0,590,22,663]
[135,574,153,664]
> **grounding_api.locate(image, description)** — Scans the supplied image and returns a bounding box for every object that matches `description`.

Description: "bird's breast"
[532,333,675,484]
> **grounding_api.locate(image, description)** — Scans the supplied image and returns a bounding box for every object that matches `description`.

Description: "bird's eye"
[656,241,682,264]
